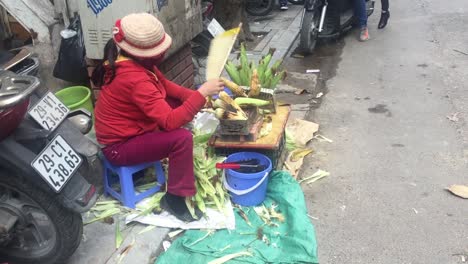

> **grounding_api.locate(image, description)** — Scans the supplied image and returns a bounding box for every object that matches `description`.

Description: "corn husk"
[208,251,253,264]
[447,185,468,199]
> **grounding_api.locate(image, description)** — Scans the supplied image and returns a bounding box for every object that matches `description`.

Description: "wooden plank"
[210,105,291,150]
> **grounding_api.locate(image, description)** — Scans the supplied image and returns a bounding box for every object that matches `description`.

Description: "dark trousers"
[103,128,196,197]
[279,0,288,5]
[381,0,389,11]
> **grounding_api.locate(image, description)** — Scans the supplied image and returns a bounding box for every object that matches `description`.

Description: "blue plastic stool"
[102,157,166,209]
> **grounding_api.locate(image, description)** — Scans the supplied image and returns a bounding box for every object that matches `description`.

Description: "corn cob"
[213,99,230,110]
[225,61,242,84]
[221,77,248,97]
[218,91,247,118]
[234,97,269,107]
[248,69,261,97]
[214,108,247,120]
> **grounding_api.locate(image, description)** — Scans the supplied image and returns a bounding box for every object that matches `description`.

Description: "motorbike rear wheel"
[0,170,83,264]
[246,0,275,16]
[299,9,321,54]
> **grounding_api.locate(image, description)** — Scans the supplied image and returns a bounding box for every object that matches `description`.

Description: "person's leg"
[378,0,390,29]
[103,128,196,196]
[354,0,369,41]
[279,0,288,10]
[381,0,389,11]
[103,129,201,221]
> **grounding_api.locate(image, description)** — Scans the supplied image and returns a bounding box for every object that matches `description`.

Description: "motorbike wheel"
[299,9,321,54]
[246,0,275,16]
[288,0,305,4]
[0,170,83,264]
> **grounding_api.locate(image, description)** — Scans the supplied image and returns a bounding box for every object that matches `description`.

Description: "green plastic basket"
[55,86,94,114]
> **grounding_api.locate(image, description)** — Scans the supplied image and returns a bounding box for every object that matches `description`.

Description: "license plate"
[28,92,70,132]
[31,135,82,192]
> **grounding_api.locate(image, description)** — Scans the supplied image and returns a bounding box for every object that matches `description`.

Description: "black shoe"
[161,193,203,222]
[280,4,288,10]
[378,11,390,29]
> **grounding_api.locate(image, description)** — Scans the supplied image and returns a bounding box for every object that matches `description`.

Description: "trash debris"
[298,169,330,184]
[315,92,323,98]
[294,89,306,95]
[286,119,319,146]
[453,49,468,56]
[290,148,313,162]
[188,230,215,247]
[236,207,253,227]
[446,112,461,122]
[284,148,313,178]
[253,204,284,226]
[85,207,121,225]
[163,241,172,252]
[207,251,253,264]
[292,53,305,58]
[314,134,333,143]
[307,214,319,220]
[412,208,419,214]
[340,205,346,211]
[115,219,124,249]
[116,239,135,264]
[306,69,320,74]
[260,116,273,138]
[285,129,298,151]
[137,225,156,235]
[447,185,468,199]
[168,229,185,239]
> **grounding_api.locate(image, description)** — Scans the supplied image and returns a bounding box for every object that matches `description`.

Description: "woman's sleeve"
[154,68,199,102]
[131,80,206,131]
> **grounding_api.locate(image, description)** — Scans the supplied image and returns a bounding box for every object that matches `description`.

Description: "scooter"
[245,0,275,16]
[0,51,100,263]
[299,0,375,53]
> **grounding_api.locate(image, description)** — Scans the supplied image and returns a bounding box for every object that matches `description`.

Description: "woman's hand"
[198,79,225,97]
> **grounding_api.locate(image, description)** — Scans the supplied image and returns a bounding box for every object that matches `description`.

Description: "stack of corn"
[224,43,286,90]
[212,91,248,120]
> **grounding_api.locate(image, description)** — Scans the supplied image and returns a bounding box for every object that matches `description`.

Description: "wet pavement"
[285,0,468,263]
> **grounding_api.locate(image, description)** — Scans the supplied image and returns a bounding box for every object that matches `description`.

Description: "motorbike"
[0,50,100,264]
[245,0,275,16]
[299,0,375,53]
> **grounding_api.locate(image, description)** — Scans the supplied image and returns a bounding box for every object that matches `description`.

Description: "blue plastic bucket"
[223,152,272,206]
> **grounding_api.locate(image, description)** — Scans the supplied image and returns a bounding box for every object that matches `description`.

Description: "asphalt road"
[291,0,468,263]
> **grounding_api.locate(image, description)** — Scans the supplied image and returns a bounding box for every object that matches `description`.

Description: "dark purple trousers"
[102,128,196,197]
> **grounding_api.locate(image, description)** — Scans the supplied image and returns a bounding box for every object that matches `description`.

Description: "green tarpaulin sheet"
[156,171,319,264]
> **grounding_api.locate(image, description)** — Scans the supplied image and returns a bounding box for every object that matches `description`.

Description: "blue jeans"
[279,0,288,5]
[354,0,367,27]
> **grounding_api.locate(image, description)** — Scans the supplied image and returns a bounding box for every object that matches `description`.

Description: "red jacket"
[94,58,206,145]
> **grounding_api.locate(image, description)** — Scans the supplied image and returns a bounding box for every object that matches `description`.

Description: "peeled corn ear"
[248,69,261,97]
[218,92,247,118]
